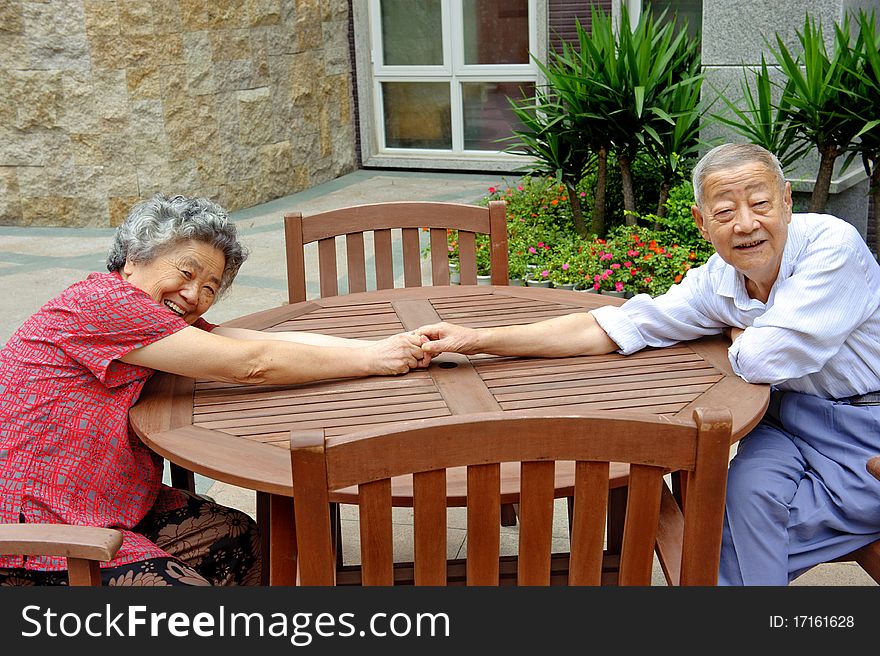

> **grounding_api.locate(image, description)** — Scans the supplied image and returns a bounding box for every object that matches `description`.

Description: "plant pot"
[508,278,525,286]
[526,279,552,288]
[555,283,575,291]
[600,290,628,298]
[477,274,492,286]
[449,269,460,285]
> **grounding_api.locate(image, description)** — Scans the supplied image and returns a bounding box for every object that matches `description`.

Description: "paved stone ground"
[0,169,874,585]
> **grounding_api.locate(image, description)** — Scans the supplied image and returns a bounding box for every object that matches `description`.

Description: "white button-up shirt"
[591,213,880,399]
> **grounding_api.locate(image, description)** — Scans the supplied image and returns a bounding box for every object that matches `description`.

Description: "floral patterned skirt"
[0,490,261,586]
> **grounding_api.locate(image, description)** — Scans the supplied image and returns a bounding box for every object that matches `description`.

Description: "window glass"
[383,82,452,149]
[462,0,529,65]
[462,81,534,151]
[646,0,702,39]
[381,0,443,66]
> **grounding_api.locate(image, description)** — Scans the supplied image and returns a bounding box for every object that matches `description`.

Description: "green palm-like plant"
[580,5,698,224]
[533,17,617,236]
[842,10,880,255]
[711,54,811,171]
[506,87,593,237]
[642,31,708,219]
[772,14,868,212]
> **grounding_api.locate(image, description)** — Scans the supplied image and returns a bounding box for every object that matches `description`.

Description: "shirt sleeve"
[52,278,193,386]
[728,228,875,384]
[590,266,728,355]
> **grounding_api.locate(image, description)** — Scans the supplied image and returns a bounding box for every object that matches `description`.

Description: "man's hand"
[362,331,431,375]
[416,322,482,356]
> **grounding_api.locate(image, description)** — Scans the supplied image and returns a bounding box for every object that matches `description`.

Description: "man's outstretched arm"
[418,311,618,358]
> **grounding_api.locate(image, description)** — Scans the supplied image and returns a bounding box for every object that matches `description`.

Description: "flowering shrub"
[434,175,711,294]
[600,225,701,296]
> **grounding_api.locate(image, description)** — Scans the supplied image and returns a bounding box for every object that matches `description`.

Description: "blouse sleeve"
[51,276,194,387]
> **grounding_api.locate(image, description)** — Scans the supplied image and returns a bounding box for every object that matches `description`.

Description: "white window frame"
[353,0,548,172]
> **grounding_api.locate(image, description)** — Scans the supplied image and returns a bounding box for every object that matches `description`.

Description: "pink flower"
[488,186,496,193]
[601,272,610,280]
[579,191,586,197]
[537,242,545,248]
[528,247,537,254]
[562,263,569,271]
[615,282,624,292]
[593,282,601,290]
[623,261,632,267]
[594,275,601,282]
[600,253,613,260]
[627,249,639,257]
[540,270,549,278]
[517,185,524,191]
[610,263,620,270]
[645,277,653,283]
[604,269,613,276]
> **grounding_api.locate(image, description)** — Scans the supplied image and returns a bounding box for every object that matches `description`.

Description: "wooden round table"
[129,284,770,583]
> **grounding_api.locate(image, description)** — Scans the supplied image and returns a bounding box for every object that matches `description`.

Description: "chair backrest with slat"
[283,201,509,303]
[290,407,732,586]
[0,524,123,586]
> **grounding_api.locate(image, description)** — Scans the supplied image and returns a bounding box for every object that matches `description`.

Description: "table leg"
[268,493,297,585]
[501,503,518,526]
[257,491,270,586]
[169,461,195,493]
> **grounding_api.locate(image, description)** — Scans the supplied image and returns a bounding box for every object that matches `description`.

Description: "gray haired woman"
[0,194,430,586]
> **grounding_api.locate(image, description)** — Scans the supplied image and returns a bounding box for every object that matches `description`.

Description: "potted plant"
[475,233,492,284]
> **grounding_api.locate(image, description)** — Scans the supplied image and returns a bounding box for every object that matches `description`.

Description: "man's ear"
[783,181,793,223]
[692,205,710,241]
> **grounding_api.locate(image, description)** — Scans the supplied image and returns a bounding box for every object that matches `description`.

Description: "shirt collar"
[715,216,803,310]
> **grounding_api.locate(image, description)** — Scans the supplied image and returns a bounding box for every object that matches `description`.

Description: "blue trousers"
[719,391,880,585]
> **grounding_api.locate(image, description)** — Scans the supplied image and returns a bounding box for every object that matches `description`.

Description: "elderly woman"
[0,194,429,586]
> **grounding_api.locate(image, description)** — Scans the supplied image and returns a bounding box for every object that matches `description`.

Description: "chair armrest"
[867,456,880,482]
[0,524,123,562]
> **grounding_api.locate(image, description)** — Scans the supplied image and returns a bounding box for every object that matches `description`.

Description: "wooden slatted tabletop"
[129,285,769,584]
[131,285,769,502]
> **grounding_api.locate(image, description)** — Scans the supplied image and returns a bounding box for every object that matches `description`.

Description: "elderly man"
[418,142,880,585]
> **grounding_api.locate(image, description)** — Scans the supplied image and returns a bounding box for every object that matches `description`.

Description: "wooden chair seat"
[291,407,733,586]
[0,523,123,586]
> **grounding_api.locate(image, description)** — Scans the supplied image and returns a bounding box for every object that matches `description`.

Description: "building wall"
[0,0,357,228]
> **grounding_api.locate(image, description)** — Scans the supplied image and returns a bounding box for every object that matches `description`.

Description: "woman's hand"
[416,322,481,356]
[362,331,432,375]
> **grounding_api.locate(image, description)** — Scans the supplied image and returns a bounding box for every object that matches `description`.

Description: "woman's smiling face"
[122,239,226,324]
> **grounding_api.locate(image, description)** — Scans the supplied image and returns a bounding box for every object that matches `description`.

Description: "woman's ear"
[121,259,134,279]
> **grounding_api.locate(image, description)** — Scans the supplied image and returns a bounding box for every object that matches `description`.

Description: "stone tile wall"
[0,0,356,227]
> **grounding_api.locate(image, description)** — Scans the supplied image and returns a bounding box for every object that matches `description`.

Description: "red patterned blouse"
[0,272,215,570]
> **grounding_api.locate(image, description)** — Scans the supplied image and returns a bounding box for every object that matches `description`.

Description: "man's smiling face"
[692,162,793,299]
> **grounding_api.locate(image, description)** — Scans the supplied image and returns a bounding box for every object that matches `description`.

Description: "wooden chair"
[277,200,514,578]
[290,407,733,586]
[283,200,509,303]
[0,524,122,586]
